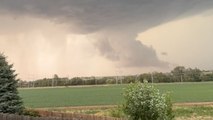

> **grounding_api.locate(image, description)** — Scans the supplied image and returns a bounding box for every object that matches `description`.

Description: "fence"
[37,110,125,120]
[0,111,125,120]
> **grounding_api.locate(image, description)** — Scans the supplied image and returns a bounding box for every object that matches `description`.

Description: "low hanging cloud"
[1,0,213,68]
[94,38,120,61]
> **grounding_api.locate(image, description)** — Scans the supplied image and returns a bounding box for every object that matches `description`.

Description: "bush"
[109,105,125,118]
[106,79,116,84]
[123,81,174,120]
[22,109,40,117]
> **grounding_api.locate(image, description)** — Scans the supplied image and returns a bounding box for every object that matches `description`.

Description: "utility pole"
[33,81,35,87]
[52,78,54,87]
[55,78,57,87]
[95,77,97,85]
[181,75,183,82]
[121,76,123,84]
[151,73,154,84]
[136,74,139,82]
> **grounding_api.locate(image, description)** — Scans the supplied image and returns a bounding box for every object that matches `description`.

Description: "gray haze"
[1,0,213,79]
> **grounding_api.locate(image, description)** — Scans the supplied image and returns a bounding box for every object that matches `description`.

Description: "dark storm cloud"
[1,0,213,68]
[1,0,212,32]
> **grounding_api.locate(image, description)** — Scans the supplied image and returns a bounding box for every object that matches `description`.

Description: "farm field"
[19,82,213,108]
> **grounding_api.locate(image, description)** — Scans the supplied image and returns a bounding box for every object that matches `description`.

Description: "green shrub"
[22,109,40,117]
[106,79,116,84]
[109,106,125,118]
[123,81,174,120]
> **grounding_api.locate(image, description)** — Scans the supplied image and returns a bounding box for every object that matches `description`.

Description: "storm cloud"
[1,0,213,70]
[1,0,213,33]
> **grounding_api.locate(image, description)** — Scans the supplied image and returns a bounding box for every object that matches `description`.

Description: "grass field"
[19,82,213,108]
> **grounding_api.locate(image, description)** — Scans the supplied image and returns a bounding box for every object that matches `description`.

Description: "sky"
[0,0,213,80]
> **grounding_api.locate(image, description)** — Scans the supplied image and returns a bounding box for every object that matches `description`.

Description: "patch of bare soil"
[19,85,111,90]
[35,105,116,111]
[36,102,213,110]
[176,116,213,120]
[174,102,213,107]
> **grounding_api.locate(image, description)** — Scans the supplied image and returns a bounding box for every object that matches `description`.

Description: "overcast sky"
[1,0,213,80]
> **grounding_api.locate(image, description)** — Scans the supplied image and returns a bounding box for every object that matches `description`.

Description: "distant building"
[202,70,213,75]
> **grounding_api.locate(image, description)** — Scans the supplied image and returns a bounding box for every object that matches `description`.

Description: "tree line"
[18,66,213,88]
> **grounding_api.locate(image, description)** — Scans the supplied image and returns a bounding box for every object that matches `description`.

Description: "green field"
[19,82,213,108]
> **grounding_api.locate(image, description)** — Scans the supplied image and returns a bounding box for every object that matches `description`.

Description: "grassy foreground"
[44,105,213,120]
[19,82,213,108]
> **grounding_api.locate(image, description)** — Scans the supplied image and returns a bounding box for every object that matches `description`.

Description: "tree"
[200,71,213,82]
[184,68,202,82]
[123,81,174,120]
[138,73,152,83]
[151,72,171,83]
[53,74,59,86]
[171,66,185,82]
[0,53,24,114]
